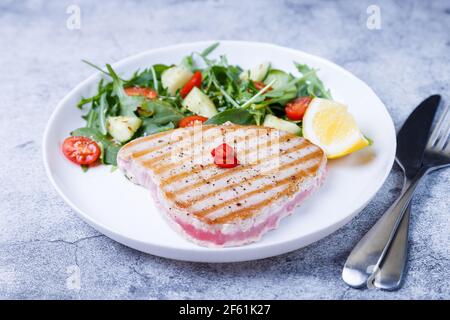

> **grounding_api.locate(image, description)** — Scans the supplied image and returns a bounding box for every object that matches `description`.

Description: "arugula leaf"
[125,69,154,87]
[98,93,109,135]
[205,109,255,125]
[180,54,195,72]
[125,64,170,90]
[240,79,276,109]
[85,107,98,129]
[74,43,340,170]
[265,90,297,106]
[82,59,110,76]
[247,107,266,126]
[106,64,144,116]
[294,63,332,99]
[77,90,106,109]
[200,42,220,58]
[71,127,121,165]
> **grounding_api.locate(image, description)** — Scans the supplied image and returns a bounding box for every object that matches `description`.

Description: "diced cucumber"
[264,69,298,105]
[181,87,218,118]
[107,116,142,143]
[161,66,193,95]
[263,114,301,135]
[239,61,271,82]
[264,69,293,90]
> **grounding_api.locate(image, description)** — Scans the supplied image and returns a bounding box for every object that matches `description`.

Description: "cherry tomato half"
[179,115,208,128]
[285,96,313,120]
[253,81,272,92]
[180,71,202,98]
[211,143,239,168]
[62,136,101,165]
[124,86,158,99]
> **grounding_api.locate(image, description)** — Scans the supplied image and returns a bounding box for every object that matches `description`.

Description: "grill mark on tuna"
[117,124,327,245]
[140,126,273,167]
[174,151,321,209]
[123,129,175,149]
[123,124,281,153]
[130,126,216,159]
[207,168,321,225]
[194,162,321,218]
[165,146,319,200]
[208,187,291,224]
[152,132,291,175]
[156,134,297,183]
[126,124,284,167]
[131,141,174,159]
[161,139,309,188]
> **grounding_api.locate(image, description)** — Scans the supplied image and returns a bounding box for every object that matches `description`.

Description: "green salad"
[69,42,332,167]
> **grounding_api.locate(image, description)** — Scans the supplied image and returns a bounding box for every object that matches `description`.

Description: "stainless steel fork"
[372,103,450,289]
[343,103,450,289]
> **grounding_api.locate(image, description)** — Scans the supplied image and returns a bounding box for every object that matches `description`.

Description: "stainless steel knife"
[373,94,442,290]
[342,94,441,289]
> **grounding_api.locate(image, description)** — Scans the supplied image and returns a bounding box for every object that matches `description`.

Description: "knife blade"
[342,94,441,289]
[396,95,441,179]
[372,94,441,290]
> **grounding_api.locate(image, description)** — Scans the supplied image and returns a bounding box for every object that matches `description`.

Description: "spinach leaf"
[71,127,121,165]
[146,100,184,124]
[205,109,255,125]
[140,120,175,136]
[138,100,184,136]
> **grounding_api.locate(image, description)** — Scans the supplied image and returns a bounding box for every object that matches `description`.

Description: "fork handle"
[342,167,428,288]
[373,203,410,290]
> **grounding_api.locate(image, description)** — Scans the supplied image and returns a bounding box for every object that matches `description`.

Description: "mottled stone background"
[0,0,449,299]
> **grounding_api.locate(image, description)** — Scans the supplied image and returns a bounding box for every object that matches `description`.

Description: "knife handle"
[342,168,426,288]
[373,203,410,290]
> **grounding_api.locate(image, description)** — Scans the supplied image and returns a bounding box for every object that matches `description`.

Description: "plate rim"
[42,40,396,262]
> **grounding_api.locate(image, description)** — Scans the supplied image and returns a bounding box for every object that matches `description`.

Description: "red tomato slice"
[285,96,313,120]
[211,143,239,168]
[179,115,208,128]
[124,86,158,99]
[180,71,202,98]
[62,136,101,165]
[253,81,272,92]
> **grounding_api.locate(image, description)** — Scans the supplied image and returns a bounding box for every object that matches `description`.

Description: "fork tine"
[428,103,450,148]
[435,105,450,150]
[440,121,450,153]
[444,138,450,154]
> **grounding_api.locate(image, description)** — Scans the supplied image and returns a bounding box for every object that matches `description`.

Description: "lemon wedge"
[302,98,369,159]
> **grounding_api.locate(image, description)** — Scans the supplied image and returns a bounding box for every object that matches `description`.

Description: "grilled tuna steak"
[117,124,327,247]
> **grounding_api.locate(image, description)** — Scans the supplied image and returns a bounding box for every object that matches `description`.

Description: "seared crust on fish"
[117,124,326,247]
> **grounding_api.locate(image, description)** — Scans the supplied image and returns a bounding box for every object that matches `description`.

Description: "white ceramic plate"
[43,41,396,262]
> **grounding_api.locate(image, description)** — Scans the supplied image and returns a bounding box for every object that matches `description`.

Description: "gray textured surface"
[0,0,449,300]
